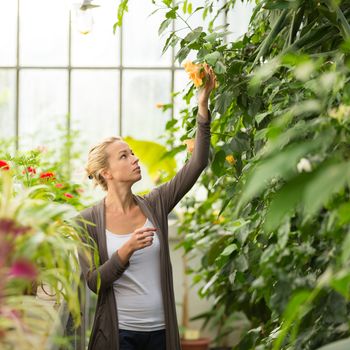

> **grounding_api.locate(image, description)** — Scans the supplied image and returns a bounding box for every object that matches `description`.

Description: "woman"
[74,64,216,350]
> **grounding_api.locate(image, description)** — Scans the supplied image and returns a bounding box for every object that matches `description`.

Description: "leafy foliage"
[144,0,350,349]
[115,0,350,348]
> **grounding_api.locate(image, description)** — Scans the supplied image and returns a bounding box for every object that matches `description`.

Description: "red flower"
[9,259,37,280]
[39,171,55,180]
[0,160,10,171]
[22,166,36,175]
[55,183,64,188]
[64,193,73,199]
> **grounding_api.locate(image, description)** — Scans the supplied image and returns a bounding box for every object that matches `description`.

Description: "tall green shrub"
[116,1,350,348]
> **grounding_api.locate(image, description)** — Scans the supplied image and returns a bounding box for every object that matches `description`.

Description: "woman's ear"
[100,168,112,180]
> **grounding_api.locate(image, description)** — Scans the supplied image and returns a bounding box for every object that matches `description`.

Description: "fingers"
[136,231,154,241]
[203,63,217,88]
[135,227,157,234]
[133,227,156,248]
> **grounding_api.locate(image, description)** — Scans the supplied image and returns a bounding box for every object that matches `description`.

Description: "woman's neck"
[104,188,135,215]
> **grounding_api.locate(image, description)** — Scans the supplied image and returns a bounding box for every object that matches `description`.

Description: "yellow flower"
[213,215,225,224]
[225,154,236,165]
[183,139,195,153]
[183,60,206,88]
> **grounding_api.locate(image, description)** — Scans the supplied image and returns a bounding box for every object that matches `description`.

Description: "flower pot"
[181,338,211,350]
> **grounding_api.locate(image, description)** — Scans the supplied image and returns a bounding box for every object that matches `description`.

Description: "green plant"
[0,170,89,349]
[116,0,350,349]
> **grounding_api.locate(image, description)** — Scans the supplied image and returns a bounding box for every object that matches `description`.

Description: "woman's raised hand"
[197,63,217,106]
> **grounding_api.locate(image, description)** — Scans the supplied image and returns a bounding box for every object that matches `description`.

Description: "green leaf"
[162,32,180,55]
[182,0,188,14]
[221,243,238,256]
[330,270,350,299]
[114,0,129,31]
[239,139,323,207]
[215,91,233,115]
[176,46,191,64]
[214,61,226,74]
[211,150,226,177]
[184,27,203,43]
[338,202,350,225]
[303,161,350,218]
[162,0,172,7]
[123,137,176,182]
[159,18,172,35]
[187,2,192,14]
[165,8,177,19]
[204,51,221,66]
[235,254,248,272]
[265,173,312,232]
[230,132,250,153]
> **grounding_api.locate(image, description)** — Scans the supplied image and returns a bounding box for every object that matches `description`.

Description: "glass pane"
[122,70,171,142]
[123,1,171,67]
[0,0,17,66]
[174,0,225,67]
[227,2,254,42]
[71,0,120,67]
[18,70,68,150]
[71,69,120,149]
[19,0,69,66]
[0,69,16,140]
[174,69,189,119]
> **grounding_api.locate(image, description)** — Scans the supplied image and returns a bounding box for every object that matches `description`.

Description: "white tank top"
[106,218,165,331]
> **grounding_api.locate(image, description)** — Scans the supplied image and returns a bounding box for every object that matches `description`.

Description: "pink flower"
[55,183,64,188]
[64,193,73,199]
[9,259,38,280]
[22,166,36,175]
[0,218,31,236]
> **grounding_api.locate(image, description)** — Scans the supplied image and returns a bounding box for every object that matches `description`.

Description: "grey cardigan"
[74,112,211,350]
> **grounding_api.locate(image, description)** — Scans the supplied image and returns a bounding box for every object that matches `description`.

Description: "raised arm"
[145,64,216,213]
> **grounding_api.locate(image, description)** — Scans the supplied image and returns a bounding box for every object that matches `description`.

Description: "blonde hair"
[85,136,123,191]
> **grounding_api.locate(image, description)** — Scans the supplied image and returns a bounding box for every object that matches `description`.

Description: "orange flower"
[155,103,165,109]
[225,155,236,165]
[183,61,206,88]
[183,139,195,153]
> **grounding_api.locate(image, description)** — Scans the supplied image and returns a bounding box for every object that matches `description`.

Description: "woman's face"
[103,140,141,184]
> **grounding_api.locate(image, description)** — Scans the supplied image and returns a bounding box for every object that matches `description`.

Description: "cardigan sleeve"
[145,111,211,214]
[73,212,129,294]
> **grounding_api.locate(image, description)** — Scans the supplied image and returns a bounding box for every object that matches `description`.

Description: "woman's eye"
[121,154,126,159]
